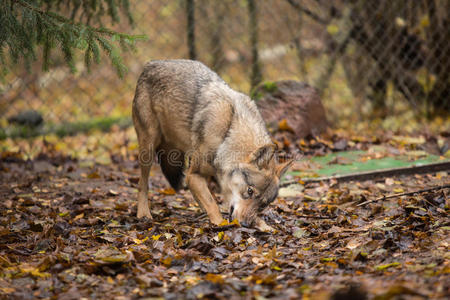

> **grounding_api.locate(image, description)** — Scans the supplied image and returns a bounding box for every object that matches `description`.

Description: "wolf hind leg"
[134,120,161,219]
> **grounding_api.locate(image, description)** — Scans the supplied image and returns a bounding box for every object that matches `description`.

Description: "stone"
[255,80,327,139]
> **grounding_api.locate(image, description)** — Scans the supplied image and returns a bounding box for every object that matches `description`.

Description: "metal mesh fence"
[1,0,449,136]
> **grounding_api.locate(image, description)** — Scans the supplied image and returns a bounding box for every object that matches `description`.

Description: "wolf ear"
[276,159,294,178]
[248,144,276,169]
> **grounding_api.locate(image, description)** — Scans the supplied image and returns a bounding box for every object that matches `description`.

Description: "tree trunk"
[427,0,450,112]
[210,1,226,73]
[247,0,262,92]
[186,0,197,60]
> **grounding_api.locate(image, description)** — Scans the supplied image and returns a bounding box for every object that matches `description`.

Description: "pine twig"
[356,184,450,207]
[14,0,142,39]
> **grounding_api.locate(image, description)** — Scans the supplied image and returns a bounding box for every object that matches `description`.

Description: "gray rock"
[255,80,327,139]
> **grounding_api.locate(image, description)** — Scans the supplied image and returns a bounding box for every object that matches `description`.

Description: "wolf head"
[221,144,293,227]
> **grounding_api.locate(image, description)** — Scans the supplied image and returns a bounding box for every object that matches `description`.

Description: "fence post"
[247,0,262,92]
[186,0,197,60]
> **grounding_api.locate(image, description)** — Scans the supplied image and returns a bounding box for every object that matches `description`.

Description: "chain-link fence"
[1,0,449,138]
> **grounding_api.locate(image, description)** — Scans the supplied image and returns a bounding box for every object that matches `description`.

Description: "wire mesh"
[1,0,448,135]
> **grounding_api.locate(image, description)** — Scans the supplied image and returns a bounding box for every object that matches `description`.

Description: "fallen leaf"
[159,188,176,195]
[204,273,224,284]
[375,262,401,271]
[278,119,295,133]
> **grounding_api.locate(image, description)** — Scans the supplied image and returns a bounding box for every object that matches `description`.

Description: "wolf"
[132,59,292,231]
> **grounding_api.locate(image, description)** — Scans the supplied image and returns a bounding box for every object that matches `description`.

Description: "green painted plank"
[288,149,448,178]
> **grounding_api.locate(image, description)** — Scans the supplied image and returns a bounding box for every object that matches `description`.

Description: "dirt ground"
[0,129,449,299]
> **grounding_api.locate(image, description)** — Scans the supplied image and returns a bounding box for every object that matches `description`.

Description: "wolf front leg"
[186,172,224,225]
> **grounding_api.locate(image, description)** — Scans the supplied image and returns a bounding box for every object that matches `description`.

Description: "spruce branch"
[1,0,146,78]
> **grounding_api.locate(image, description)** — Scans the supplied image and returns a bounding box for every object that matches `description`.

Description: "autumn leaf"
[159,188,176,195]
[375,262,401,271]
[204,273,224,284]
[278,119,295,133]
[2,113,449,298]
[161,256,172,267]
[87,171,101,179]
[133,237,148,244]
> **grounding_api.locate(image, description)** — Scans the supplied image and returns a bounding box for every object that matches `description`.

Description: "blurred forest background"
[1,0,449,139]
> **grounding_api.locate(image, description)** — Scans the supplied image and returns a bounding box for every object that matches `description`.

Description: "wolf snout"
[229,206,254,227]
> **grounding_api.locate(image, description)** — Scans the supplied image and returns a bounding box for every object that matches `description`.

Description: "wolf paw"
[137,209,152,219]
[210,216,225,226]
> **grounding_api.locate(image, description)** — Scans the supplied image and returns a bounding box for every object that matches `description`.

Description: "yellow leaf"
[278,119,294,133]
[152,234,161,241]
[205,273,224,284]
[230,219,240,226]
[159,188,176,195]
[320,257,335,262]
[271,265,282,271]
[87,171,100,179]
[176,232,183,245]
[219,219,230,226]
[217,231,225,241]
[133,236,148,244]
[375,262,401,271]
[420,15,430,28]
[394,188,404,193]
[326,24,339,35]
[30,268,51,278]
[161,256,172,266]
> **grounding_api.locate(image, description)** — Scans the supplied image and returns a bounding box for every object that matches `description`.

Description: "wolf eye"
[247,187,254,196]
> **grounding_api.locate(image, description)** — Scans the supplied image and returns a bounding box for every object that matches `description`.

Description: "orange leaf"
[205,273,224,284]
[87,171,100,179]
[161,256,172,266]
[159,188,176,195]
[278,119,294,133]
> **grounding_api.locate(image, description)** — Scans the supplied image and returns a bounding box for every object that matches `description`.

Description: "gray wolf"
[132,59,292,231]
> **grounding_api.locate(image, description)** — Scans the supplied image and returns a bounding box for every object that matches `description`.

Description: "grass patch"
[0,116,132,140]
[262,81,278,93]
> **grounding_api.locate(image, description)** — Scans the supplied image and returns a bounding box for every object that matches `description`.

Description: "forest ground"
[0,124,449,299]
